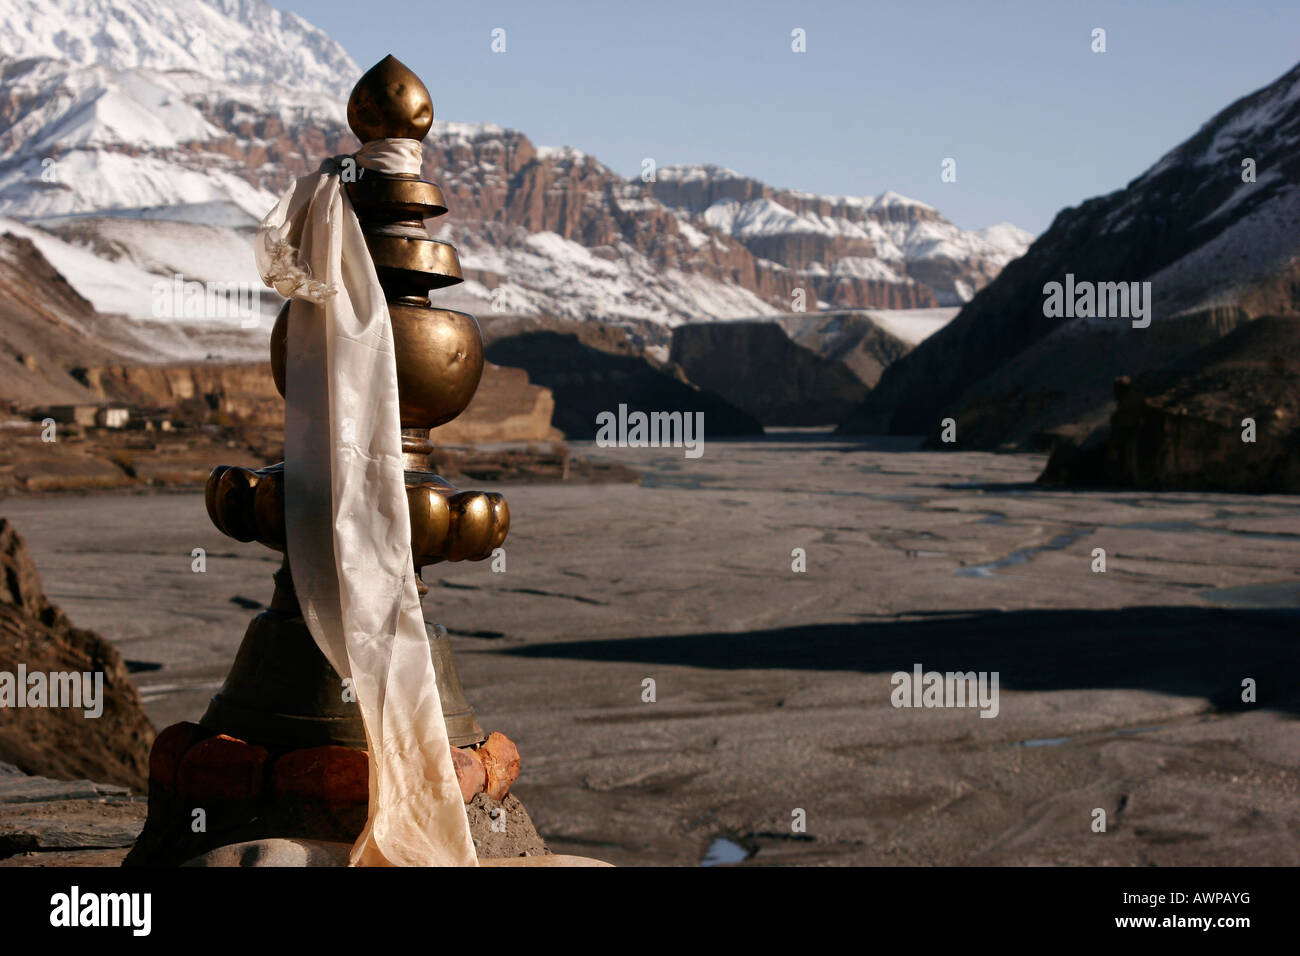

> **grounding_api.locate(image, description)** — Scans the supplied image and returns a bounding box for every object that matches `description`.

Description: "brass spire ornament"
[207,54,506,750]
[126,55,514,867]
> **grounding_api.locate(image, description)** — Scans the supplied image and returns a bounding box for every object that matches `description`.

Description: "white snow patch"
[861,308,960,345]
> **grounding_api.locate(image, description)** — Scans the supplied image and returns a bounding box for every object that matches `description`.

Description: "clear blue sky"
[281,0,1300,234]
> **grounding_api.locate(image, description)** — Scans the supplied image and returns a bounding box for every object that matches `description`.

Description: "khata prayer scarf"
[255,138,477,867]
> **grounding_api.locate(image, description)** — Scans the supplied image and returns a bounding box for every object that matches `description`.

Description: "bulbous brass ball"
[204,464,508,564]
[347,54,433,142]
[270,300,485,429]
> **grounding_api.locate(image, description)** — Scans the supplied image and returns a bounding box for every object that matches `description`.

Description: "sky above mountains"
[278,0,1300,234]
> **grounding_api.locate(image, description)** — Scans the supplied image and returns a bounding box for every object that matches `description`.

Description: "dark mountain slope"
[840,60,1300,448]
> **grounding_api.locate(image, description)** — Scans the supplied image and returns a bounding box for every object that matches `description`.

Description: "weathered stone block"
[175,734,267,802]
[148,722,209,792]
[450,745,485,803]
[477,731,519,801]
[272,745,368,804]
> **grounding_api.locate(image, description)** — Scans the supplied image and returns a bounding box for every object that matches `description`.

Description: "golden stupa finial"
[346,54,433,143]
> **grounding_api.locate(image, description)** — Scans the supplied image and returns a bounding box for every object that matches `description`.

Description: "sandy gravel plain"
[5,434,1298,866]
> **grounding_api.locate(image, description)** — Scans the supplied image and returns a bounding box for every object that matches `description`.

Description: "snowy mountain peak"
[0,0,358,95]
[436,120,509,142]
[870,189,933,210]
[974,222,1037,257]
[658,164,744,183]
[535,144,591,164]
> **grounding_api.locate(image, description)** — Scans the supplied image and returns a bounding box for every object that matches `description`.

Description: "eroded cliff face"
[74,359,567,441]
[77,362,284,425]
[648,169,1023,309]
[421,133,829,312]
[1039,315,1300,493]
[669,321,872,426]
[432,363,563,445]
[177,117,1011,314]
[485,328,764,440]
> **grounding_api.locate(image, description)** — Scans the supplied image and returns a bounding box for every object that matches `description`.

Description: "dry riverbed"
[4,434,1298,866]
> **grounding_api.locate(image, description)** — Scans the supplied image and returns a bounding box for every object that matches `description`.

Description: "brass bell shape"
[201,562,485,749]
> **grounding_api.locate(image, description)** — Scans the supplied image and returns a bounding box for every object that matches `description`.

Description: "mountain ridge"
[0,0,1030,362]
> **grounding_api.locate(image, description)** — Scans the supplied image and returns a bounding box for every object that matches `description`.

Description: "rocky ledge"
[0,518,156,865]
[1039,315,1300,492]
[0,519,154,789]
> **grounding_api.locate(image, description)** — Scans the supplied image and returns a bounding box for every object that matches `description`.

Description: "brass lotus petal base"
[205,462,509,565]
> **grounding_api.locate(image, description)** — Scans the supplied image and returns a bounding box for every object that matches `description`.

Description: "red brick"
[478,732,520,801]
[148,721,210,791]
[272,745,369,804]
[175,734,268,802]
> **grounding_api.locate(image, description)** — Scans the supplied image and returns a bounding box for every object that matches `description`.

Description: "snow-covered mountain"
[0,0,356,94]
[0,54,344,225]
[0,0,1031,361]
[651,165,1032,307]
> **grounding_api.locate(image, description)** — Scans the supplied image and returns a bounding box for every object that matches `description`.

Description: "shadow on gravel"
[504,606,1300,712]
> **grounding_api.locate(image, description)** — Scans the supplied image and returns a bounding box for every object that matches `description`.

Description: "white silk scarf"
[255,139,477,867]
